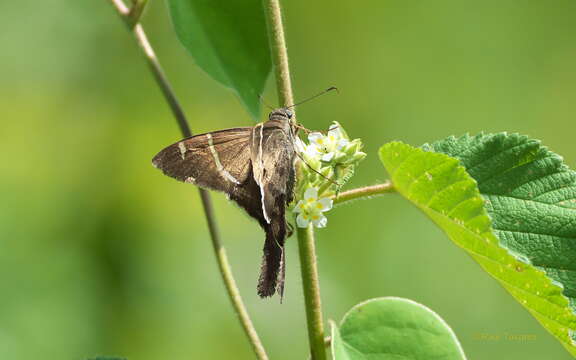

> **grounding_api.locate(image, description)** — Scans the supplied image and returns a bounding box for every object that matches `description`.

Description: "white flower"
[304,142,322,159]
[294,137,306,153]
[308,125,349,162]
[293,187,333,228]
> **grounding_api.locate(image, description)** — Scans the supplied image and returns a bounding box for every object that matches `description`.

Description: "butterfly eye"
[285,109,293,119]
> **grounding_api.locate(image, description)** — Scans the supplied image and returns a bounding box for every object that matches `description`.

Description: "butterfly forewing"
[152,127,253,192]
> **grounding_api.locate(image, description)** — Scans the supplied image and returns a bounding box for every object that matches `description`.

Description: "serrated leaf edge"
[380,141,576,355]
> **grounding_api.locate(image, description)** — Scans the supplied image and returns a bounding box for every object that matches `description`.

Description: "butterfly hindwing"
[250,120,296,298]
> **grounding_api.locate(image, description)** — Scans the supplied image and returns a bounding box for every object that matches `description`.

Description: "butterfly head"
[269,108,293,121]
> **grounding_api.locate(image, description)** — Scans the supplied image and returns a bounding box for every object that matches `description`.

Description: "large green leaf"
[331,297,466,360]
[379,136,576,356]
[166,0,271,119]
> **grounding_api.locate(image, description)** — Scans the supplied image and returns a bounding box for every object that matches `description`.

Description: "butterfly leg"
[286,221,294,238]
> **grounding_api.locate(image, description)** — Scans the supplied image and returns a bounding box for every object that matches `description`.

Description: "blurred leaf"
[166,0,271,119]
[331,297,466,360]
[380,138,576,356]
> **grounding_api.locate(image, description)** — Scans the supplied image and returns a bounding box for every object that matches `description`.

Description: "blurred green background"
[1,0,575,359]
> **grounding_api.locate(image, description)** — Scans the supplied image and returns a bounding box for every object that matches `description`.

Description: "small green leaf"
[166,0,271,119]
[331,297,466,360]
[379,136,576,356]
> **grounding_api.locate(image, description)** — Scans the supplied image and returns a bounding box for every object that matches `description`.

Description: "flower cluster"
[292,122,366,228]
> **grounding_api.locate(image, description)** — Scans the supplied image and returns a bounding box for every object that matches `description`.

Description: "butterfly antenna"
[287,86,339,109]
[259,95,274,110]
[294,151,340,186]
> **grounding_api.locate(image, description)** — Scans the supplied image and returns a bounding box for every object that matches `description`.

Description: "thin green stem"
[263,0,295,113]
[263,1,327,359]
[297,225,328,360]
[332,182,395,205]
[108,2,268,359]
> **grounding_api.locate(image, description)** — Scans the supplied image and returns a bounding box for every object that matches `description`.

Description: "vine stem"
[107,2,269,359]
[263,1,327,359]
[333,182,395,205]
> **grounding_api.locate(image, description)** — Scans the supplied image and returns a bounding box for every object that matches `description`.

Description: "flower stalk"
[333,182,395,205]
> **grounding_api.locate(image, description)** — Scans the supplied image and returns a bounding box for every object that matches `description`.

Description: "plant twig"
[107,2,268,359]
[332,182,395,205]
[297,225,328,360]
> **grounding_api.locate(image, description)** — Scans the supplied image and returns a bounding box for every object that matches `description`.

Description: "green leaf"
[331,297,466,360]
[379,135,576,356]
[166,0,271,119]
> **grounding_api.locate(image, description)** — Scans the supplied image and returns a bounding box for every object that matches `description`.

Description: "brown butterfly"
[152,108,296,298]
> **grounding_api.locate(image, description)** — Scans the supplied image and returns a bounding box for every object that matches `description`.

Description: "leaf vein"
[421,205,574,326]
[464,141,536,177]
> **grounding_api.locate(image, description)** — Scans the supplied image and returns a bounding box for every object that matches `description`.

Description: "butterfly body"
[152,109,296,297]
